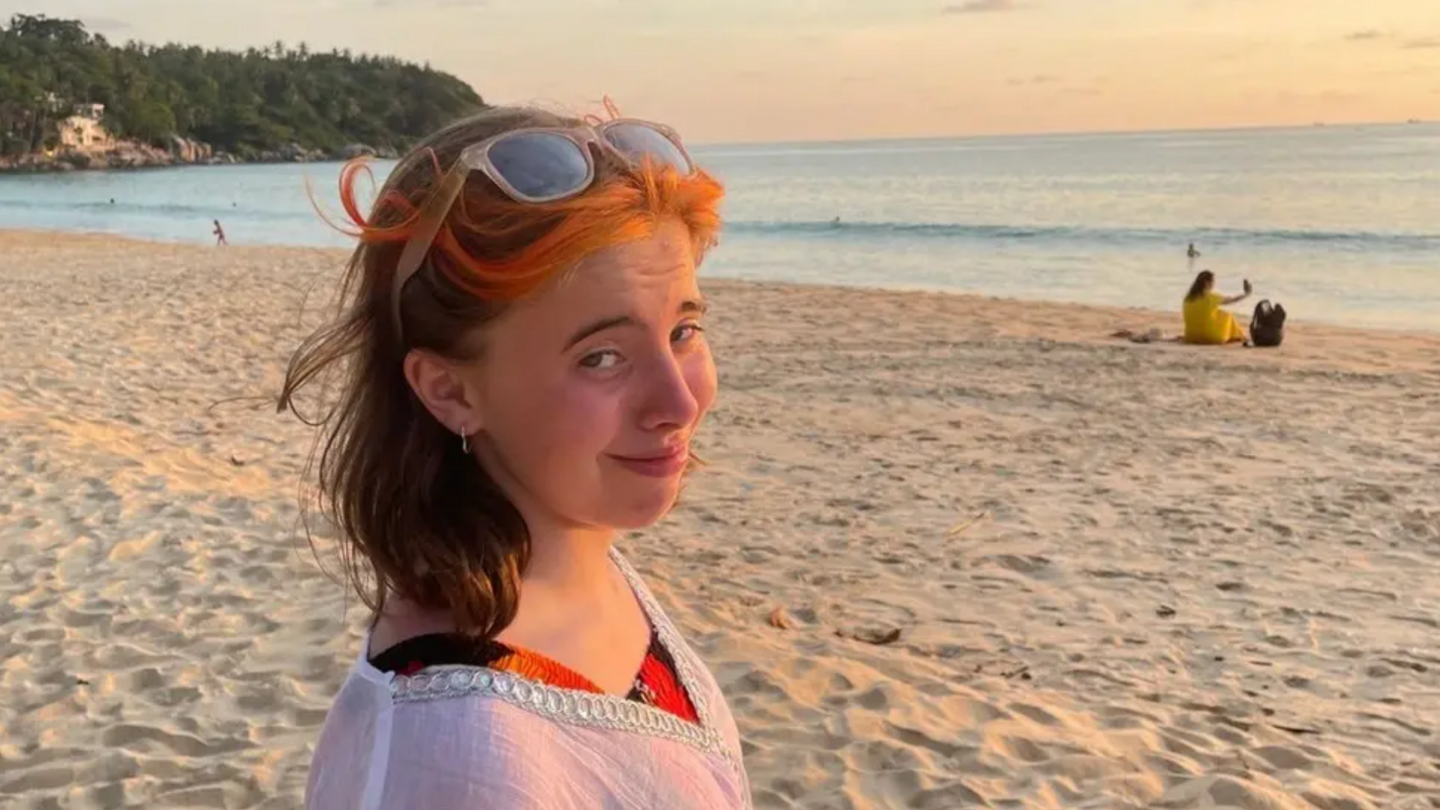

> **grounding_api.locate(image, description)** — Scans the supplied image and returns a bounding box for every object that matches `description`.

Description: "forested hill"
[0,14,487,160]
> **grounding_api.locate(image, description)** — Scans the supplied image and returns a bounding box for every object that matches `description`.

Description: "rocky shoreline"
[0,137,399,174]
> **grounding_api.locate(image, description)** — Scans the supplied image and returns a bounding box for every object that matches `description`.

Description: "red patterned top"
[370,629,699,725]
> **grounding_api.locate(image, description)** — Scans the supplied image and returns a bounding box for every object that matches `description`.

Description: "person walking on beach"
[1182,270,1252,344]
[212,219,228,246]
[285,106,750,808]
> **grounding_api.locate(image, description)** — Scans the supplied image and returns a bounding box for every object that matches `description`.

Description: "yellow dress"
[1183,292,1244,345]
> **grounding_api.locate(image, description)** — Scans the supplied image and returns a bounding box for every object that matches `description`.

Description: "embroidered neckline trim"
[390,665,717,754]
[386,548,732,764]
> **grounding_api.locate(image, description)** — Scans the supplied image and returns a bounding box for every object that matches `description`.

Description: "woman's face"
[462,218,716,532]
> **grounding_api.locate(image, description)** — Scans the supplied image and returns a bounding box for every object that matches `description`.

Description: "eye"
[579,349,622,370]
[671,323,705,344]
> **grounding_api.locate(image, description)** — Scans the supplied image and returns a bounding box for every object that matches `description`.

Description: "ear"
[402,350,485,439]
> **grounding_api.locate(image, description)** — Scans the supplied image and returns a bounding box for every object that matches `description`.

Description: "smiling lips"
[608,444,689,478]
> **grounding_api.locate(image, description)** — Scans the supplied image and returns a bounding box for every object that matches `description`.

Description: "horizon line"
[690,118,1434,149]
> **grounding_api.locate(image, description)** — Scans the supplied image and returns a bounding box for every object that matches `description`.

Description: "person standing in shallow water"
[285,105,750,808]
[212,219,228,246]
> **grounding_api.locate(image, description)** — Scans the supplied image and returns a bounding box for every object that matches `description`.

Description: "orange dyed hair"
[278,106,725,639]
[335,108,723,318]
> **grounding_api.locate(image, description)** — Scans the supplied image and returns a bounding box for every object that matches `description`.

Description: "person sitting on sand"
[285,105,749,808]
[1183,270,1252,345]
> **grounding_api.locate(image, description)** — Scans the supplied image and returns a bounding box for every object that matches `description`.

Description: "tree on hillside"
[0,13,487,157]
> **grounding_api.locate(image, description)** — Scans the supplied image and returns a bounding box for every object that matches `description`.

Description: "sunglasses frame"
[391,119,697,341]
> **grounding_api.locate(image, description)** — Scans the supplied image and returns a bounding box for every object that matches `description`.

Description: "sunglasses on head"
[391,119,697,339]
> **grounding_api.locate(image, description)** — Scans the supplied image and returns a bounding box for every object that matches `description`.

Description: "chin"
[601,479,685,530]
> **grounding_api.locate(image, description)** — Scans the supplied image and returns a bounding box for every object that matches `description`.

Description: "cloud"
[1340,30,1440,49]
[943,0,1026,14]
[373,0,489,6]
[1274,89,1364,107]
[1371,65,1431,78]
[84,17,132,34]
[1213,43,1267,62]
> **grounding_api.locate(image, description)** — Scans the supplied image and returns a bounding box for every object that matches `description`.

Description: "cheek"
[548,384,622,453]
[484,366,618,469]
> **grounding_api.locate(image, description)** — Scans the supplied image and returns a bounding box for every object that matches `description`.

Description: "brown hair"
[1186,270,1215,302]
[278,106,724,639]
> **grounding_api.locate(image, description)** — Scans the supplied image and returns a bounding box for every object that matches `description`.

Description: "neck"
[370,523,619,645]
[473,442,620,599]
[521,522,619,599]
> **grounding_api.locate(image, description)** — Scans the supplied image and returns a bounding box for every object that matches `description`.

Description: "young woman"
[1182,269,1252,345]
[284,106,750,808]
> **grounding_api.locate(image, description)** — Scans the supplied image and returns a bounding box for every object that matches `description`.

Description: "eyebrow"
[563,298,707,350]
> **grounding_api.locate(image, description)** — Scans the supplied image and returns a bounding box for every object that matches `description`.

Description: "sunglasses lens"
[486,132,591,200]
[605,123,694,175]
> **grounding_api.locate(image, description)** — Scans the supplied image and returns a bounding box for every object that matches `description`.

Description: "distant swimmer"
[1187,242,1201,260]
[213,219,228,246]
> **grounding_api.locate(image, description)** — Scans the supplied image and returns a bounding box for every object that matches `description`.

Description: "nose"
[637,349,700,433]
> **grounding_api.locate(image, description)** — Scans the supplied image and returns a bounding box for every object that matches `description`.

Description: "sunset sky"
[8,0,1440,143]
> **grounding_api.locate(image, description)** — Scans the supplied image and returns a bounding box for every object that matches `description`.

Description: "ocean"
[2,123,1437,332]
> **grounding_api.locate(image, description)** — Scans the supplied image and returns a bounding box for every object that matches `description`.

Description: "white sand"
[2,230,1438,809]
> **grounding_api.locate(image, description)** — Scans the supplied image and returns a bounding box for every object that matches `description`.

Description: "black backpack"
[1250,300,1286,347]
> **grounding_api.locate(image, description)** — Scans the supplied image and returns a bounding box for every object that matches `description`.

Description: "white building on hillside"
[58,103,113,152]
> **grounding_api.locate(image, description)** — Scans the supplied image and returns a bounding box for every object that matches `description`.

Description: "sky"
[8,0,1440,143]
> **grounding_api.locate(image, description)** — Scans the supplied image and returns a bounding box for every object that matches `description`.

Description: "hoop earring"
[460,426,469,454]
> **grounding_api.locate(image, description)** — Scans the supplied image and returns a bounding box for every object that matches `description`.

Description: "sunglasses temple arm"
[392,164,473,333]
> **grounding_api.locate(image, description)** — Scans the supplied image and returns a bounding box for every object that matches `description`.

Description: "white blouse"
[305,550,752,809]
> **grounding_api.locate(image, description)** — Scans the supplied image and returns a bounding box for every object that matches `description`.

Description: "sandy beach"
[2,229,1438,809]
